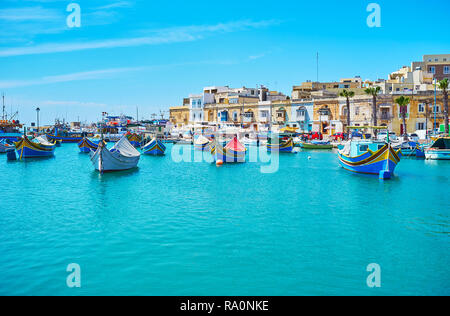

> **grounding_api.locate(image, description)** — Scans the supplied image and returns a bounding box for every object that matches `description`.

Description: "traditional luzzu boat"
[210,136,246,163]
[126,133,142,147]
[90,136,140,172]
[338,140,402,179]
[425,137,450,160]
[393,141,421,157]
[78,137,101,153]
[142,138,166,155]
[45,132,83,143]
[14,136,56,159]
[301,140,334,150]
[267,135,294,153]
[0,139,13,153]
[194,135,211,151]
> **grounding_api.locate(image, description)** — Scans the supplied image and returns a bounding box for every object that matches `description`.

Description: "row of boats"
[2,130,449,179]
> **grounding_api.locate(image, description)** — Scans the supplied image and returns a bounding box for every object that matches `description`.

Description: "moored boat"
[127,133,142,147]
[46,133,83,143]
[267,135,294,153]
[210,136,246,163]
[90,136,140,172]
[142,138,166,155]
[78,137,101,153]
[425,137,450,160]
[338,140,402,179]
[301,141,333,150]
[14,136,56,159]
[194,135,211,151]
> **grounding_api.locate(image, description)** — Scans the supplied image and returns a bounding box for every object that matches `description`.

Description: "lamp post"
[36,107,40,134]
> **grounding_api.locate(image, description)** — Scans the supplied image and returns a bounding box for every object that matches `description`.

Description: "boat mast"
[2,94,5,121]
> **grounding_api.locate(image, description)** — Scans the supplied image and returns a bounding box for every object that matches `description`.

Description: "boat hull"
[78,138,100,153]
[212,145,246,163]
[0,142,13,153]
[90,146,140,172]
[142,139,166,155]
[14,137,55,159]
[46,133,83,143]
[338,144,401,179]
[301,143,333,150]
[425,149,450,160]
[267,138,294,153]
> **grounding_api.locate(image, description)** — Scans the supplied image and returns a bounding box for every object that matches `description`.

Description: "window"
[418,103,425,113]
[355,107,360,115]
[444,66,450,74]
[418,123,425,130]
[277,112,284,118]
[429,67,435,74]
[434,106,440,113]
[359,145,369,152]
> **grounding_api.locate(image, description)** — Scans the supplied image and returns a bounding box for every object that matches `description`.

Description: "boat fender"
[216,160,223,166]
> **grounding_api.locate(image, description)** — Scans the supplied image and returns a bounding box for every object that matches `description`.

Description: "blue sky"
[0,0,449,125]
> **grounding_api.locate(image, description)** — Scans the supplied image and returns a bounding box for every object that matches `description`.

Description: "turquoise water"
[0,144,448,296]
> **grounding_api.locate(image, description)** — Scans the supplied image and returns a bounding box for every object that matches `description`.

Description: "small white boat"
[90,136,140,172]
[425,137,450,160]
[0,139,13,153]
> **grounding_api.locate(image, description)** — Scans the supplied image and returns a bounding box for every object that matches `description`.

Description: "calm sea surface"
[0,144,449,295]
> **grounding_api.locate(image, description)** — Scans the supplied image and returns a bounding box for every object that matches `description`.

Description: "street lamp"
[36,107,40,134]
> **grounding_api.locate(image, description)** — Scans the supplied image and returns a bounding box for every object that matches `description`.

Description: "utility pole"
[136,107,139,123]
[316,52,319,83]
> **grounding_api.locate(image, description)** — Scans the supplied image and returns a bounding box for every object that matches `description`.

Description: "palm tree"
[395,96,411,140]
[364,86,382,135]
[339,89,355,130]
[438,78,449,135]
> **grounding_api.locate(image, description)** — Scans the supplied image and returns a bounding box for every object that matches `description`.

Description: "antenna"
[316,52,319,83]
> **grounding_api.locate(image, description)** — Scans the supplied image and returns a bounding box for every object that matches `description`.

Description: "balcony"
[379,114,393,121]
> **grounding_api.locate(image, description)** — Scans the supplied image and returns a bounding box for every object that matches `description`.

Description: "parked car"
[330,132,346,141]
[309,132,323,140]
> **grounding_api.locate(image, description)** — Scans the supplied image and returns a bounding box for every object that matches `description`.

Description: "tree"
[438,78,449,135]
[339,89,355,131]
[395,96,411,140]
[364,86,382,135]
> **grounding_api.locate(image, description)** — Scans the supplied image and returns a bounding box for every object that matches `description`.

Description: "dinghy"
[210,136,246,163]
[194,135,210,151]
[14,136,56,159]
[142,138,166,155]
[90,136,140,172]
[301,141,333,150]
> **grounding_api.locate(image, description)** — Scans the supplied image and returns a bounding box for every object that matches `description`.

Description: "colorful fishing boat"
[393,141,421,157]
[78,137,101,153]
[194,135,211,151]
[210,137,246,163]
[45,132,83,143]
[267,135,294,153]
[338,140,401,179]
[301,141,334,150]
[14,136,56,159]
[90,136,140,172]
[425,137,450,160]
[126,133,142,147]
[142,138,166,155]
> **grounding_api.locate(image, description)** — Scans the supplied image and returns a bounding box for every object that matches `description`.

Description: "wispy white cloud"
[95,1,134,10]
[0,19,281,57]
[0,67,145,89]
[41,100,107,107]
[0,59,240,89]
[0,6,62,21]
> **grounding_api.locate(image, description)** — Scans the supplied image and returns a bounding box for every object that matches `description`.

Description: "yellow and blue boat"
[194,135,211,151]
[338,140,401,179]
[14,136,56,159]
[210,137,246,163]
[267,135,294,153]
[127,133,142,147]
[142,138,166,155]
[78,137,102,153]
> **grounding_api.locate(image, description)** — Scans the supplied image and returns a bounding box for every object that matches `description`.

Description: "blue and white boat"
[14,136,56,159]
[78,137,101,153]
[142,138,166,155]
[338,140,402,179]
[0,139,13,153]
